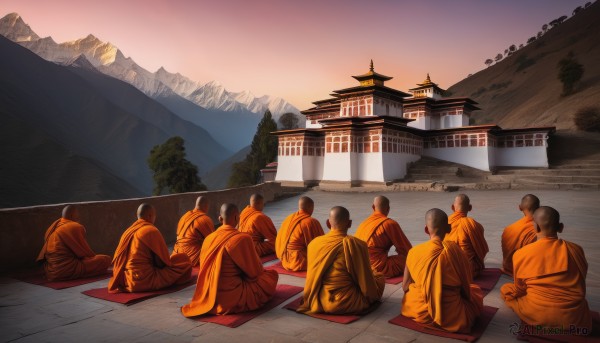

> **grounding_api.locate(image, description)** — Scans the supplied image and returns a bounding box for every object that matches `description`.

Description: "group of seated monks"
[36,192,593,335]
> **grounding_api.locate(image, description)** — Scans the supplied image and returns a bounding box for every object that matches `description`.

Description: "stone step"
[406,174,464,181]
[511,182,599,190]
[497,168,600,176]
[409,167,460,175]
[552,162,600,169]
[514,176,600,183]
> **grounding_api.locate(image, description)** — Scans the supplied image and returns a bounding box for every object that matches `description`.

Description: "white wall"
[305,121,322,129]
[407,117,430,130]
[441,115,468,129]
[275,155,304,182]
[493,147,549,167]
[373,101,403,117]
[322,153,353,181]
[382,153,421,180]
[356,153,384,182]
[423,147,492,171]
[302,155,324,181]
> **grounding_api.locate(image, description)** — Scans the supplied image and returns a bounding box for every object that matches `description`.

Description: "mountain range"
[0,12,300,152]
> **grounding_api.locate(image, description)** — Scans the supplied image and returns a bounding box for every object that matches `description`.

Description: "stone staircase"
[487,157,600,190]
[400,154,600,190]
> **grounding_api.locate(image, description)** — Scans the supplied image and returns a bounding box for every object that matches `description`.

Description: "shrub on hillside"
[574,107,600,132]
[557,52,584,96]
[515,54,536,71]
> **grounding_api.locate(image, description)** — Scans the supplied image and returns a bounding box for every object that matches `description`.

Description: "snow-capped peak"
[0,12,40,42]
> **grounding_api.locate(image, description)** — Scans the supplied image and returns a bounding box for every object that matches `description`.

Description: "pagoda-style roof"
[408,73,445,92]
[332,84,412,101]
[403,96,481,111]
[350,60,393,87]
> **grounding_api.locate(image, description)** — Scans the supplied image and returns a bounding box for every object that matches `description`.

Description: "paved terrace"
[1,190,599,342]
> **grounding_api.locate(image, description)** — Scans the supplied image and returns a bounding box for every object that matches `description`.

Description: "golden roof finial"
[424,73,432,84]
[370,59,374,72]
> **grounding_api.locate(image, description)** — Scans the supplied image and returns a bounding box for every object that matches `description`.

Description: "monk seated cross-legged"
[108,203,192,293]
[172,196,215,266]
[355,195,412,278]
[275,196,324,271]
[181,203,278,317]
[402,208,484,333]
[501,206,592,334]
[444,194,489,279]
[36,205,111,281]
[501,194,539,277]
[239,193,277,257]
[297,206,384,315]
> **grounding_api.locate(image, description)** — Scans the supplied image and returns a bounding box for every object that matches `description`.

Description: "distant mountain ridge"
[447,2,600,130]
[0,12,299,117]
[0,12,299,151]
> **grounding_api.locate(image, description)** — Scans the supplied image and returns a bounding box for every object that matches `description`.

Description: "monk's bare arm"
[402,264,413,293]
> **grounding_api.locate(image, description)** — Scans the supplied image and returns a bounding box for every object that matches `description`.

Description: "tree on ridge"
[147,136,206,195]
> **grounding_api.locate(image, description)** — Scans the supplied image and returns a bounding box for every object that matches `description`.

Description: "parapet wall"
[0,183,283,273]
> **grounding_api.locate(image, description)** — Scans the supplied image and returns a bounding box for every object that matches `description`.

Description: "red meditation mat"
[474,268,502,296]
[12,268,112,290]
[283,296,381,324]
[385,275,404,285]
[191,284,303,328]
[81,268,199,305]
[265,262,307,278]
[260,253,278,264]
[388,305,498,342]
[516,310,600,343]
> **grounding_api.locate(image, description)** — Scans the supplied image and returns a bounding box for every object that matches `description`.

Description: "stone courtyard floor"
[1,190,599,342]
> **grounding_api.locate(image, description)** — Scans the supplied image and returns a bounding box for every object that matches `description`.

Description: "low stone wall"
[0,183,283,272]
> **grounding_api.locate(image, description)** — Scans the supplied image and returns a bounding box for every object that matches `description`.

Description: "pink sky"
[0,0,588,110]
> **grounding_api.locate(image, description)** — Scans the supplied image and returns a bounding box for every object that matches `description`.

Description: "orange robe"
[501,215,537,277]
[172,209,215,266]
[239,206,277,256]
[402,239,483,333]
[500,237,592,331]
[36,218,111,281]
[181,225,279,316]
[355,212,412,278]
[297,230,384,315]
[275,210,324,271]
[445,211,489,279]
[108,219,192,293]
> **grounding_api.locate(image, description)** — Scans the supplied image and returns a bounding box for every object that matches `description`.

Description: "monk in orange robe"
[444,194,489,279]
[108,203,192,293]
[402,208,483,333]
[501,206,592,333]
[36,205,111,281]
[501,194,539,277]
[239,193,277,256]
[275,196,324,271]
[355,196,412,278]
[172,196,215,265]
[298,206,384,315]
[181,203,278,317]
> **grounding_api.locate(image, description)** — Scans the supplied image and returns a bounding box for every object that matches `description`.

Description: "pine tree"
[228,110,278,188]
[557,52,584,96]
[147,136,206,195]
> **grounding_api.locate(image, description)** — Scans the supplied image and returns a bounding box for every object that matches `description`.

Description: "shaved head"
[219,203,239,227]
[62,205,80,222]
[298,196,314,215]
[195,196,209,212]
[426,208,450,238]
[373,195,390,215]
[520,194,540,214]
[452,194,471,213]
[250,193,264,211]
[328,206,351,231]
[137,203,156,223]
[534,206,562,236]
